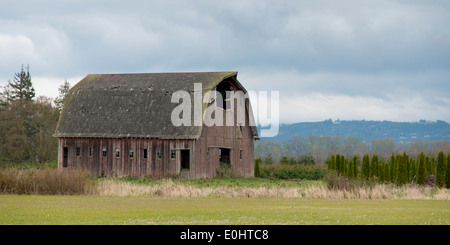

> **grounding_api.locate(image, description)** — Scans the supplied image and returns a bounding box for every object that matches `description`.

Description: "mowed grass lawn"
[0,195,448,225]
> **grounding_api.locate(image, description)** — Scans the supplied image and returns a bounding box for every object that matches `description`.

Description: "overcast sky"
[1,0,449,123]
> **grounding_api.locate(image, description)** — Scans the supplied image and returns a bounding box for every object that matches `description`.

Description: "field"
[1,166,449,225]
[0,195,448,225]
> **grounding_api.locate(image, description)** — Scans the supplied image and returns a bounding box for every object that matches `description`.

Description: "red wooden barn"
[54,72,258,178]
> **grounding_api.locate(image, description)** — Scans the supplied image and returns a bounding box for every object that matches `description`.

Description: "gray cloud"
[0,0,449,122]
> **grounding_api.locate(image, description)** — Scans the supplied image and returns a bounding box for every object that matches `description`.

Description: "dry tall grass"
[96,179,450,200]
[0,168,96,195]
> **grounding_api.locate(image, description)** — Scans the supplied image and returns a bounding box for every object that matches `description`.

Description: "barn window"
[206,147,210,160]
[129,149,134,159]
[115,148,120,158]
[156,148,161,159]
[240,150,243,160]
[170,149,176,159]
[76,147,81,157]
[102,147,107,157]
[88,147,93,157]
[143,149,148,159]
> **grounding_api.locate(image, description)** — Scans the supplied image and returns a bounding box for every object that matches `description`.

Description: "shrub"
[325,171,372,191]
[0,167,96,195]
[216,162,234,179]
[259,164,326,180]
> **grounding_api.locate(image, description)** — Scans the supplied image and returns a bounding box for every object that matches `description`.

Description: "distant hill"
[259,120,450,143]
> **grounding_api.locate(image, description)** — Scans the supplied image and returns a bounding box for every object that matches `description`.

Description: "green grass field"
[0,195,448,225]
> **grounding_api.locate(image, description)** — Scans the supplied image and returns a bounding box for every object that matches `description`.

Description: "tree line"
[327,151,450,188]
[0,65,70,163]
[256,135,450,165]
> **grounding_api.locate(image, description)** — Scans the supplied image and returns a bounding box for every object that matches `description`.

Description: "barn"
[54,72,258,178]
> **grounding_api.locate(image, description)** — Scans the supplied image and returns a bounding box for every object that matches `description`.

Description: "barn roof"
[54,72,258,139]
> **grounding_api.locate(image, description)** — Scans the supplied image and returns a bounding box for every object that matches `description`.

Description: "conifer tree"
[54,79,71,111]
[396,154,407,186]
[346,157,353,178]
[8,64,35,101]
[328,154,335,171]
[352,155,358,178]
[446,153,450,189]
[336,154,341,175]
[425,156,431,175]
[390,153,395,181]
[404,152,409,181]
[379,162,385,182]
[361,154,370,181]
[417,152,426,185]
[435,152,446,188]
[340,155,346,176]
[429,157,436,176]
[370,154,378,180]
[254,158,261,178]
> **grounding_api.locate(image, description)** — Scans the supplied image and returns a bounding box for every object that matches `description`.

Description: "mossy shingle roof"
[54,72,257,139]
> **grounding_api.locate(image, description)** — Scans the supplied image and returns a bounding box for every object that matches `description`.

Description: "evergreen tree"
[329,154,336,171]
[279,156,289,164]
[425,156,431,175]
[435,152,446,188]
[340,155,346,176]
[370,154,378,180]
[54,79,71,111]
[404,152,409,181]
[429,157,436,176]
[390,153,395,181]
[254,158,261,178]
[346,157,353,178]
[446,153,450,189]
[379,162,385,182]
[352,155,358,178]
[396,154,407,186]
[361,154,370,181]
[417,152,426,185]
[8,64,35,101]
[336,154,341,175]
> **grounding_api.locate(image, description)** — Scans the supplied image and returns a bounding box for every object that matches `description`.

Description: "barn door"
[180,149,190,171]
[63,147,68,168]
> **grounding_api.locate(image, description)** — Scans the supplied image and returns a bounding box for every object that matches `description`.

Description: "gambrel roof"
[54,72,257,139]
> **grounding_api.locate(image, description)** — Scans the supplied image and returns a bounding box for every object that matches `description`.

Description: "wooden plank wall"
[57,80,255,179]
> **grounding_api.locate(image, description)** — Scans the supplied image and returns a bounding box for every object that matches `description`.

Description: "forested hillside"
[261,119,450,143]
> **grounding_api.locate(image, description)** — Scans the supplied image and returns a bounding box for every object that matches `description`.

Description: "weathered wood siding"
[57,78,255,179]
[58,138,195,178]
